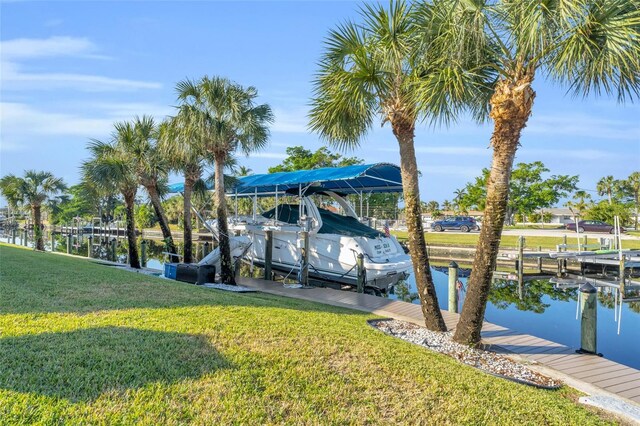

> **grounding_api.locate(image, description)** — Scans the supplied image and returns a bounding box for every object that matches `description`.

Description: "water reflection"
[489,279,577,313]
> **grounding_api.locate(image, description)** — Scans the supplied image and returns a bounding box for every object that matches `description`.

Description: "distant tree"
[82,123,141,269]
[586,201,631,226]
[162,195,184,225]
[268,146,362,173]
[50,184,97,224]
[565,190,593,219]
[596,175,619,205]
[459,162,578,224]
[171,76,273,283]
[619,172,640,230]
[441,200,453,212]
[0,170,66,250]
[236,165,253,177]
[453,189,466,213]
[135,204,156,230]
[425,201,440,213]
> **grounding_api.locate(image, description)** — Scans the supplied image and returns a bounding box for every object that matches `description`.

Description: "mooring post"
[11,227,16,245]
[87,235,93,258]
[141,240,147,267]
[562,234,567,250]
[23,228,28,247]
[203,241,210,258]
[110,238,117,262]
[264,230,273,281]
[356,253,365,294]
[66,233,72,254]
[517,235,525,286]
[537,245,543,272]
[619,255,626,297]
[50,232,56,252]
[583,234,588,248]
[577,283,598,355]
[300,230,310,287]
[448,261,459,313]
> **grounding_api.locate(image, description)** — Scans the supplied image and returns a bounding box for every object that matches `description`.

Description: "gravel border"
[369,318,562,389]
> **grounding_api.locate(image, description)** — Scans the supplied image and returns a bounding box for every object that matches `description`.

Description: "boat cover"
[262,204,384,239]
[168,163,403,196]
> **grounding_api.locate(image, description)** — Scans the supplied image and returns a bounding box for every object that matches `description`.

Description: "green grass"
[0,245,613,424]
[392,231,640,250]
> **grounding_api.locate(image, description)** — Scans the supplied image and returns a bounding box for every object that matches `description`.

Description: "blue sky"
[1,1,639,205]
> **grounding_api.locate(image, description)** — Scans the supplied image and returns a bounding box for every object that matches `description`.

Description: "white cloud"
[0,36,100,59]
[527,113,640,141]
[0,36,161,92]
[271,108,309,133]
[422,165,481,178]
[250,152,288,159]
[518,148,620,161]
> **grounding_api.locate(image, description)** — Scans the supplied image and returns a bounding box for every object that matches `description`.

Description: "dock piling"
[87,236,93,258]
[537,245,543,272]
[11,228,16,245]
[50,232,55,252]
[517,236,525,295]
[110,238,117,262]
[141,240,147,267]
[300,231,310,287]
[577,283,599,356]
[66,233,72,254]
[264,230,273,281]
[356,253,366,294]
[448,261,459,313]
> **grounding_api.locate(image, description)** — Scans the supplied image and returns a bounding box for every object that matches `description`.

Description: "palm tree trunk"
[124,191,141,269]
[392,116,446,332]
[183,179,194,264]
[147,184,178,262]
[32,205,44,251]
[454,77,535,345]
[214,152,235,284]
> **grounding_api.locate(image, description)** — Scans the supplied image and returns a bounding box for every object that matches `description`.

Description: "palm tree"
[236,165,253,177]
[425,200,439,213]
[441,200,453,213]
[419,0,640,345]
[118,115,179,262]
[160,118,207,264]
[623,172,640,230]
[0,171,66,250]
[565,190,592,219]
[173,76,273,283]
[453,189,466,213]
[308,1,486,331]
[597,176,618,205]
[82,122,141,268]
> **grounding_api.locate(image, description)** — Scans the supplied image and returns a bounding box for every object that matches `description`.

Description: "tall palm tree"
[419,0,640,345]
[236,165,253,177]
[565,190,592,219]
[0,171,66,250]
[82,122,141,268]
[173,76,273,283]
[453,189,466,213]
[123,116,179,262]
[441,200,453,212]
[623,172,640,230]
[160,118,207,264]
[425,200,439,213]
[308,1,487,331]
[597,175,618,205]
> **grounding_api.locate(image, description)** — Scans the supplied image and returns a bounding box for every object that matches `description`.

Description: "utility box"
[197,265,216,285]
[176,263,199,284]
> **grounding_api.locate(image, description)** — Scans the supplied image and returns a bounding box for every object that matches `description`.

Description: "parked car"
[565,220,622,234]
[431,216,479,232]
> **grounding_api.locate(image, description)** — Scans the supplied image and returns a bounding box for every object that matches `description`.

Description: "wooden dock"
[238,276,640,405]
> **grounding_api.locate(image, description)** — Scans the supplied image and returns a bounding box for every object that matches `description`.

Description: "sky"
[1,1,639,206]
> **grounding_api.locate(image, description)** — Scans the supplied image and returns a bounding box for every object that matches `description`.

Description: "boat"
[171,163,413,294]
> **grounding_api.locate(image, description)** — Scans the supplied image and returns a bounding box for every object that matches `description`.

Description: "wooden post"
[141,240,147,267]
[23,228,28,247]
[577,283,598,355]
[537,245,543,272]
[66,233,72,254]
[264,230,273,281]
[517,236,524,283]
[356,253,365,293]
[203,241,210,258]
[87,235,93,258]
[619,255,626,297]
[583,234,588,248]
[562,234,567,250]
[300,230,309,286]
[50,232,55,252]
[110,238,117,262]
[448,261,459,313]
[11,228,16,245]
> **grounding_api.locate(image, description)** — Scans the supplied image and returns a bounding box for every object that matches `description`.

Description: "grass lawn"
[392,231,640,250]
[0,245,613,424]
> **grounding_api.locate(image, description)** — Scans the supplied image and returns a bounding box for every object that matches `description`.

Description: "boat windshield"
[262,204,384,239]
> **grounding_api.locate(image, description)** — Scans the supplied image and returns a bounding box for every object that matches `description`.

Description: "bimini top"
[168,163,403,196]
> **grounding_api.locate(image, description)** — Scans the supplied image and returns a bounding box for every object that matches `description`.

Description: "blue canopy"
[167,163,403,196]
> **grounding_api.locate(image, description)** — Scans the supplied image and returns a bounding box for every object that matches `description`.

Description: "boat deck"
[238,276,640,405]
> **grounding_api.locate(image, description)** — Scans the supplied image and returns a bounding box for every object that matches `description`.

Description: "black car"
[431,216,479,232]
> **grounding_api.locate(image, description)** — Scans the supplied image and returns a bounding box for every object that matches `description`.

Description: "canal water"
[3,235,638,370]
[398,271,640,370]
